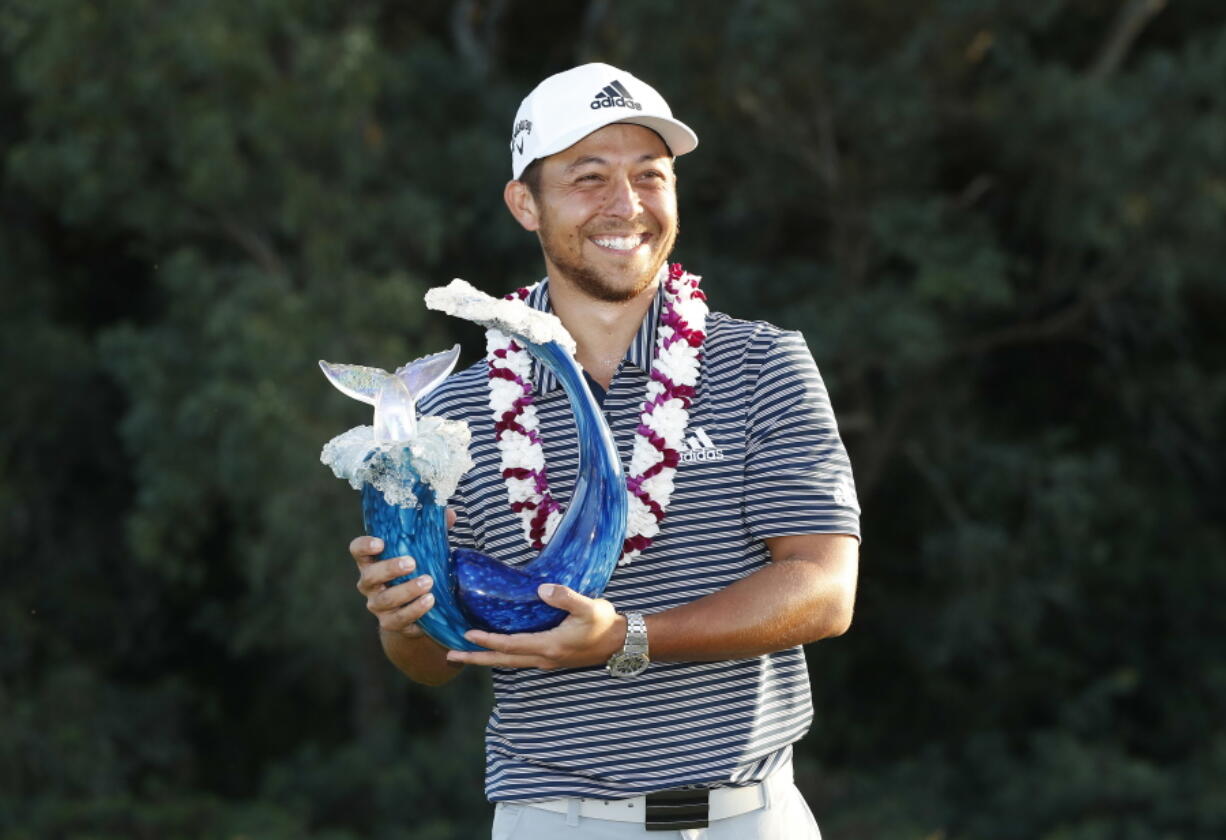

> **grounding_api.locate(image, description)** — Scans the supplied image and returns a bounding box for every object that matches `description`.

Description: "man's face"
[528,124,678,303]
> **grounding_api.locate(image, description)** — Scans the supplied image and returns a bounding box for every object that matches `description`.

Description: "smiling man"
[349,63,861,840]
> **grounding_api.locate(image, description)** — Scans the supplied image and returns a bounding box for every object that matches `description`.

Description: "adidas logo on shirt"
[590,79,643,111]
[679,427,726,464]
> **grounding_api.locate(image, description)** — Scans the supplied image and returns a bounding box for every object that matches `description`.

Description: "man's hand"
[350,530,464,686]
[350,536,436,638]
[350,509,456,638]
[446,584,625,670]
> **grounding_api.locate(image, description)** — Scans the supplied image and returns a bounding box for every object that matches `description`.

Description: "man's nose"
[602,174,642,218]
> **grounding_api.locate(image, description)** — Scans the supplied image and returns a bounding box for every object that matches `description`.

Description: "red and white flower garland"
[485,263,708,565]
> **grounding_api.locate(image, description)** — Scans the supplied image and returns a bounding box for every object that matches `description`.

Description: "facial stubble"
[536,210,680,304]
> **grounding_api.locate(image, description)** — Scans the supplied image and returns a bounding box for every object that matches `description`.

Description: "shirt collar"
[526,278,663,394]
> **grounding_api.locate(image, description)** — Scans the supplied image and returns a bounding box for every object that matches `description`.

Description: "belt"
[524,781,767,831]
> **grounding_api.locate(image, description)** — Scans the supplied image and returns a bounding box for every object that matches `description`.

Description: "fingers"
[447,627,558,668]
[367,575,436,636]
[350,536,384,566]
[349,535,435,637]
[355,552,418,595]
[461,628,542,656]
[450,616,572,669]
[536,583,588,612]
[445,508,457,530]
[379,592,434,637]
[447,648,549,669]
[367,573,432,612]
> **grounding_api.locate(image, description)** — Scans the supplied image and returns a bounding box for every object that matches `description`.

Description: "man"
[349,63,860,839]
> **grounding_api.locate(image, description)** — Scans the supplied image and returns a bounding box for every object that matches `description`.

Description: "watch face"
[608,652,650,678]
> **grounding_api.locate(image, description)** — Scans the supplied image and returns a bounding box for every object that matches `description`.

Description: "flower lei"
[485,263,708,566]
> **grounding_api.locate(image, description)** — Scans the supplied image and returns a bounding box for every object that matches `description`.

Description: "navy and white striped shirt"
[418,278,860,803]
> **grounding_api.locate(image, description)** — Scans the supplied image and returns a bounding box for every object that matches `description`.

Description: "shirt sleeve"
[742,329,861,541]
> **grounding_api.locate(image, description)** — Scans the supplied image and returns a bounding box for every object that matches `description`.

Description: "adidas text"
[680,448,726,464]
[591,96,642,111]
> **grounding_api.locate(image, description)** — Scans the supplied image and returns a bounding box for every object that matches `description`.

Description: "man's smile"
[589,232,651,253]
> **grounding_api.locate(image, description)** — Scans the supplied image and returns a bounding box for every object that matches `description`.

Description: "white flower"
[629,441,664,474]
[503,352,533,379]
[643,399,687,437]
[488,376,524,409]
[640,473,675,499]
[507,477,535,503]
[485,328,510,354]
[626,495,658,533]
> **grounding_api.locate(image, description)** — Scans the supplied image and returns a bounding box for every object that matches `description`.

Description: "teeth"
[592,235,642,251]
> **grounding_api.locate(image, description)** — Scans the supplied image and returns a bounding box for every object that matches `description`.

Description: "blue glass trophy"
[320,280,628,652]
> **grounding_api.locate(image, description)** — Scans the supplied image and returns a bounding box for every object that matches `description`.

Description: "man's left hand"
[445,584,624,670]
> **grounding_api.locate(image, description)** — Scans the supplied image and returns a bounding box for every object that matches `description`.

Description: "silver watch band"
[607,611,650,678]
[623,611,648,655]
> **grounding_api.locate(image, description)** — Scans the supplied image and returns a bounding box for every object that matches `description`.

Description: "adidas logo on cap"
[590,79,643,111]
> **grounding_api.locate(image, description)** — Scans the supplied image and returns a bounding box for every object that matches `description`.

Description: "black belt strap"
[644,788,710,831]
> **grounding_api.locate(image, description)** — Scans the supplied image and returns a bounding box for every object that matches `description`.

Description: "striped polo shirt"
[417,277,861,803]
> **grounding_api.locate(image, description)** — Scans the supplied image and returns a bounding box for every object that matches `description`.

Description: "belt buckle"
[644,788,710,831]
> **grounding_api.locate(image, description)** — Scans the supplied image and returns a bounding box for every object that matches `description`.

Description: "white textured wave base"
[320,416,473,507]
[424,278,577,354]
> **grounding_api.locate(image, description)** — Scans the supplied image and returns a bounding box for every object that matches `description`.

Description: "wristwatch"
[607,612,650,679]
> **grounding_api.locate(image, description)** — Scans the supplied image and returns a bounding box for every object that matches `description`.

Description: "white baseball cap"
[509,62,698,179]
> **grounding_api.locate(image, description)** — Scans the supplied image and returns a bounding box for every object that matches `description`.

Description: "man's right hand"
[349,512,464,685]
[350,536,436,639]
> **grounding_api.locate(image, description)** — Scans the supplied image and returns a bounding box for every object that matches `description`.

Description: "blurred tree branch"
[951,277,1124,360]
[576,0,612,62]
[857,371,936,498]
[450,0,509,79]
[1086,0,1167,82]
[214,213,288,280]
[731,72,872,298]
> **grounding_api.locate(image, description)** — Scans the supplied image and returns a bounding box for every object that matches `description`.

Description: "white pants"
[490,766,821,840]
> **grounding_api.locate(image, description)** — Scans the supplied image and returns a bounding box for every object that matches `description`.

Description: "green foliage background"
[2,1,1223,837]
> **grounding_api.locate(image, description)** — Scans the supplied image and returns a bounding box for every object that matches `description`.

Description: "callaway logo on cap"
[509,62,698,179]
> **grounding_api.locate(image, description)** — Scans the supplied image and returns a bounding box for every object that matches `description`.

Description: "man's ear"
[504,179,541,232]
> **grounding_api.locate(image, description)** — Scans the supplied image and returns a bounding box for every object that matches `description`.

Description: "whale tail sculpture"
[320,280,629,651]
[319,345,460,441]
